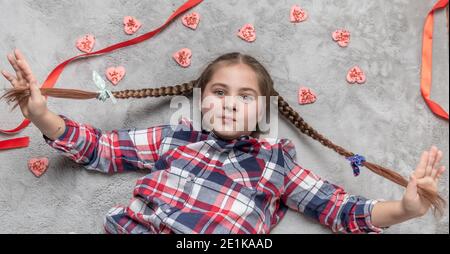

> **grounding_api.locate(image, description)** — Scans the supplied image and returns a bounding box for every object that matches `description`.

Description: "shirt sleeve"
[43,115,174,174]
[279,139,386,234]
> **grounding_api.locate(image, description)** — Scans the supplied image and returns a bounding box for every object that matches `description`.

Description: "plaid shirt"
[44,115,384,234]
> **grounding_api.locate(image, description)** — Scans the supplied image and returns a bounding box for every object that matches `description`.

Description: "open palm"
[402,146,445,217]
[1,49,47,119]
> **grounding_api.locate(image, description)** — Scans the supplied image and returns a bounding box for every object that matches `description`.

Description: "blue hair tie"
[346,154,366,176]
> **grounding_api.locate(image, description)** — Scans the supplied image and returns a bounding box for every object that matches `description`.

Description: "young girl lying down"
[1,49,446,234]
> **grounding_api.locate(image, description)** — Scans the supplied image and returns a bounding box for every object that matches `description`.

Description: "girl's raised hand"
[1,49,48,119]
[402,146,446,217]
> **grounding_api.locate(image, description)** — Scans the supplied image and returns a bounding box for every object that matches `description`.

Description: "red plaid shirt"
[44,115,384,234]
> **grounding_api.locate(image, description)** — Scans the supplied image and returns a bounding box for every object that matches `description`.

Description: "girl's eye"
[214,90,225,96]
[239,94,255,103]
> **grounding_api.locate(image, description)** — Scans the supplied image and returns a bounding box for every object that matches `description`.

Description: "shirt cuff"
[356,199,389,234]
[42,114,79,152]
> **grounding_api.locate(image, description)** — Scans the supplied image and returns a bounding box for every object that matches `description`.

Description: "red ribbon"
[0,0,203,150]
[420,0,449,120]
[0,137,29,150]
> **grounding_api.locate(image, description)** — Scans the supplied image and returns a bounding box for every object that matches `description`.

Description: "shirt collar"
[202,129,251,142]
[178,117,255,149]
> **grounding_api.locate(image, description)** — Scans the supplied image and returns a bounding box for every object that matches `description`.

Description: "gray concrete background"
[0,0,448,234]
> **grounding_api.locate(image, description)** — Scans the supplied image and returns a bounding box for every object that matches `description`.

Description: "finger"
[16,60,36,85]
[416,177,435,187]
[13,49,25,61]
[414,151,428,178]
[15,59,36,85]
[431,166,439,179]
[14,49,35,83]
[7,52,24,81]
[1,70,17,85]
[435,166,446,180]
[405,174,418,199]
[425,146,437,176]
[432,150,443,172]
[29,81,42,101]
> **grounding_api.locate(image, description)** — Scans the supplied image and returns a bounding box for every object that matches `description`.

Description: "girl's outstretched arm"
[371,146,445,228]
[280,140,446,233]
[280,140,385,233]
[1,49,174,174]
[43,114,174,174]
[32,109,66,140]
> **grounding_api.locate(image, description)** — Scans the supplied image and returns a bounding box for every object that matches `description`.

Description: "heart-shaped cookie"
[173,48,192,68]
[182,12,200,30]
[28,157,49,177]
[298,87,317,105]
[346,66,366,84]
[290,5,308,23]
[237,23,256,42]
[332,29,351,47]
[76,34,95,53]
[106,66,126,85]
[123,16,142,35]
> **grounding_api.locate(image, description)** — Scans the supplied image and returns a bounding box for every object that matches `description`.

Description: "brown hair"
[1,52,445,215]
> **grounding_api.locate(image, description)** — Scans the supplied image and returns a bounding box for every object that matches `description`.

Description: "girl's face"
[201,63,263,140]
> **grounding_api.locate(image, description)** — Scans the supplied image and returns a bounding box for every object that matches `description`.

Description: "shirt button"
[186,176,192,182]
[205,153,210,158]
[164,208,171,213]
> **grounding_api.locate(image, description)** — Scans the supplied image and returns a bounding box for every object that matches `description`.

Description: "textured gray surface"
[0,0,448,234]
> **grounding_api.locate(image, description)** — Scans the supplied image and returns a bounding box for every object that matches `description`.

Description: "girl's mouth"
[221,116,236,124]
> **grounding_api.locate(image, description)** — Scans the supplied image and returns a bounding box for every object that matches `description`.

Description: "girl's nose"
[223,103,236,112]
[223,96,237,112]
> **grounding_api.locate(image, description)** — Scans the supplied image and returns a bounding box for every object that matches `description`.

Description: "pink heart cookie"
[106,66,126,85]
[346,66,366,84]
[290,5,308,23]
[173,48,192,68]
[182,12,200,30]
[237,24,256,42]
[298,87,317,105]
[28,157,49,177]
[76,34,95,53]
[332,29,351,47]
[123,16,142,35]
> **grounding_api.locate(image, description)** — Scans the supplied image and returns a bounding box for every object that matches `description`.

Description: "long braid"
[1,81,196,109]
[112,81,195,99]
[272,89,445,215]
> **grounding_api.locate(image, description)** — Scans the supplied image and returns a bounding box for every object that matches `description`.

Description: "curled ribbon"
[346,154,366,177]
[92,71,117,104]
